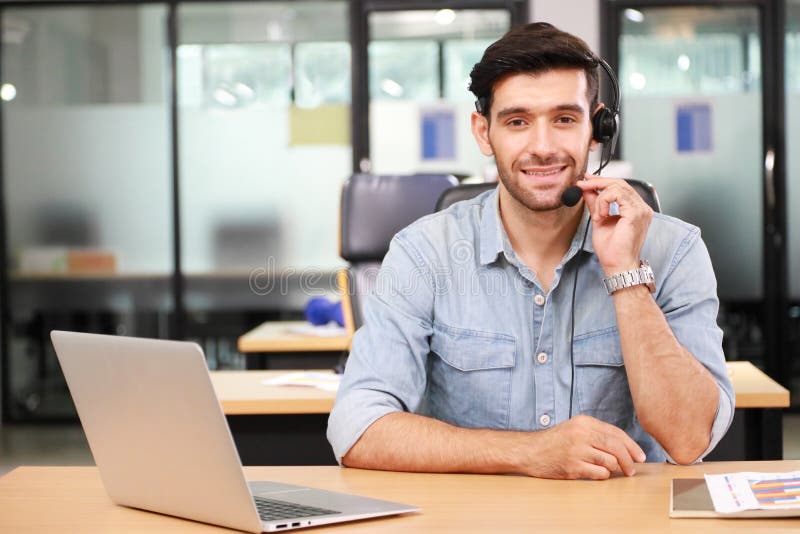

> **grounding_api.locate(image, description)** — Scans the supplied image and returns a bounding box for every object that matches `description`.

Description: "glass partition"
[178,2,350,278]
[619,6,762,302]
[176,1,347,349]
[368,9,510,178]
[1,5,172,419]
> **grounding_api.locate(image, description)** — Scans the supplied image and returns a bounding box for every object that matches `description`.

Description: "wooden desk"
[210,361,789,466]
[211,362,788,414]
[211,371,335,415]
[237,321,350,353]
[210,371,337,465]
[726,360,789,408]
[3,461,800,532]
[704,361,789,463]
[237,321,350,370]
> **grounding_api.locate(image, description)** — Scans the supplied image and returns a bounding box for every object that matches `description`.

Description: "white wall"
[530,0,600,54]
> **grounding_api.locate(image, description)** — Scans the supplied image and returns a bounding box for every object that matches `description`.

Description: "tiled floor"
[2,414,800,476]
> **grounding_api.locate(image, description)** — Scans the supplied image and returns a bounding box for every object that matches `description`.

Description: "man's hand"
[575,175,653,275]
[521,415,646,480]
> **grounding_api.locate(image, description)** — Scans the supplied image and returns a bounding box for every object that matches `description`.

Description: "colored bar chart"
[750,477,800,506]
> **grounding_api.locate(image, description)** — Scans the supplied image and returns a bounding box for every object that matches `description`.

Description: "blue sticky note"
[421,109,456,160]
[676,104,712,153]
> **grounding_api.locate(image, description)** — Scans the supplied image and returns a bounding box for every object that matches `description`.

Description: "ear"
[470,111,494,157]
[589,103,605,152]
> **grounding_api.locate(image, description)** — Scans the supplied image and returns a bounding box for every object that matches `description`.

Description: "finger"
[603,424,647,464]
[594,181,647,211]
[575,461,612,480]
[594,434,637,477]
[588,448,622,475]
[623,436,647,464]
[576,176,642,214]
[593,186,622,221]
[577,174,631,190]
[581,187,600,217]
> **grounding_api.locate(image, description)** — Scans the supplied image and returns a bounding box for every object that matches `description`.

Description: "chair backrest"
[340,173,459,262]
[435,178,661,213]
[435,182,497,211]
[625,179,661,213]
[339,173,459,331]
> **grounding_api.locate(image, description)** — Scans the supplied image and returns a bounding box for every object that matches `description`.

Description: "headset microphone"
[561,186,583,207]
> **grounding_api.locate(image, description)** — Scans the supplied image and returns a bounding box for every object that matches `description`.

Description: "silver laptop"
[51,330,418,532]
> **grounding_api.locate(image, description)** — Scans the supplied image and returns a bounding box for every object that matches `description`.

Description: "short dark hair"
[469,22,600,118]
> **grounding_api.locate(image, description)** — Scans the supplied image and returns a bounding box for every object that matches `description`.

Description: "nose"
[525,121,557,161]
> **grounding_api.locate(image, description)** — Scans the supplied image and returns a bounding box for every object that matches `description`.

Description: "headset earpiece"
[589,56,621,175]
[591,56,621,148]
[591,106,618,144]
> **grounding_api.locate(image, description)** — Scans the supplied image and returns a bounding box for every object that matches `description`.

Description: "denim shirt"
[327,188,734,464]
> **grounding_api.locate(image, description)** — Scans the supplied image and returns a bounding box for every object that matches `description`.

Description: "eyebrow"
[495,103,587,120]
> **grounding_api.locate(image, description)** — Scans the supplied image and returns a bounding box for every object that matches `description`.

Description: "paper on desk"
[262,372,341,392]
[704,471,800,513]
[286,323,348,337]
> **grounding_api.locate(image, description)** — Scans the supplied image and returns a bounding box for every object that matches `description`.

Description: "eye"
[506,118,527,128]
[556,116,577,124]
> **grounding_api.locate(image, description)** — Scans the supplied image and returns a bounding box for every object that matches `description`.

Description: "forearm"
[342,411,527,475]
[613,286,718,464]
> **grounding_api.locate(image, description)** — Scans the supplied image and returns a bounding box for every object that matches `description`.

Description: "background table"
[3,461,800,532]
[210,361,789,466]
[211,370,337,465]
[237,321,350,369]
[705,361,789,462]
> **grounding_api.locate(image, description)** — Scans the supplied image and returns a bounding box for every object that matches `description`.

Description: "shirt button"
[534,294,545,306]
[536,352,548,364]
[539,414,551,427]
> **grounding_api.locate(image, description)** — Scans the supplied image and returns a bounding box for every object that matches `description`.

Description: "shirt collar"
[478,189,594,266]
[479,188,505,265]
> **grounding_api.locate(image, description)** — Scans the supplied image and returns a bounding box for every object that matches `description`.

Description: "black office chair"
[435,178,662,213]
[338,173,459,333]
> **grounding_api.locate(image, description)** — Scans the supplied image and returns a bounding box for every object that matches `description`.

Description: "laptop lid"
[51,330,264,533]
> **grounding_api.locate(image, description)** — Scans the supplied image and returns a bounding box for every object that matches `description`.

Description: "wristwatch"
[602,260,656,295]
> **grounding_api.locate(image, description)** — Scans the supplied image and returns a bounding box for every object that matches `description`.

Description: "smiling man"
[327,22,733,479]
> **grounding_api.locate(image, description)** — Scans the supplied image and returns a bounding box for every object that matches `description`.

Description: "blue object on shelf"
[304,297,344,327]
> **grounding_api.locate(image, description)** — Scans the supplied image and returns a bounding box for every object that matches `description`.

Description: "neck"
[497,185,584,289]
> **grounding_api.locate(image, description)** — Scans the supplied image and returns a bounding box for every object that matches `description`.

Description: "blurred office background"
[0,0,797,461]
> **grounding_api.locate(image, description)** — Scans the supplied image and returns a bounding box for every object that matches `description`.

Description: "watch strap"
[602,260,656,294]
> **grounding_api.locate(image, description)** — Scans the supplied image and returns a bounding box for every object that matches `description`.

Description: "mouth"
[519,165,567,178]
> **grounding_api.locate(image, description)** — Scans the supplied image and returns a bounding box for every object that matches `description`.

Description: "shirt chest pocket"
[427,324,516,430]
[573,329,634,429]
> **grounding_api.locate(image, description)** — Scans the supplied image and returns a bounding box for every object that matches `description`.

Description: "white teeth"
[523,169,561,176]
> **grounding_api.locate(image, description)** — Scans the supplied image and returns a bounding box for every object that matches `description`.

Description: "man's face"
[471,68,600,212]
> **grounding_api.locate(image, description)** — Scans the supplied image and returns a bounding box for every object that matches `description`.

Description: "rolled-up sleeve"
[656,225,734,463]
[327,234,435,464]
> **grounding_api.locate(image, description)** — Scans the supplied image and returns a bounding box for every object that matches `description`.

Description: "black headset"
[590,56,620,174]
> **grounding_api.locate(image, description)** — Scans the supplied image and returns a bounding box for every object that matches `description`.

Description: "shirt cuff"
[326,389,403,465]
